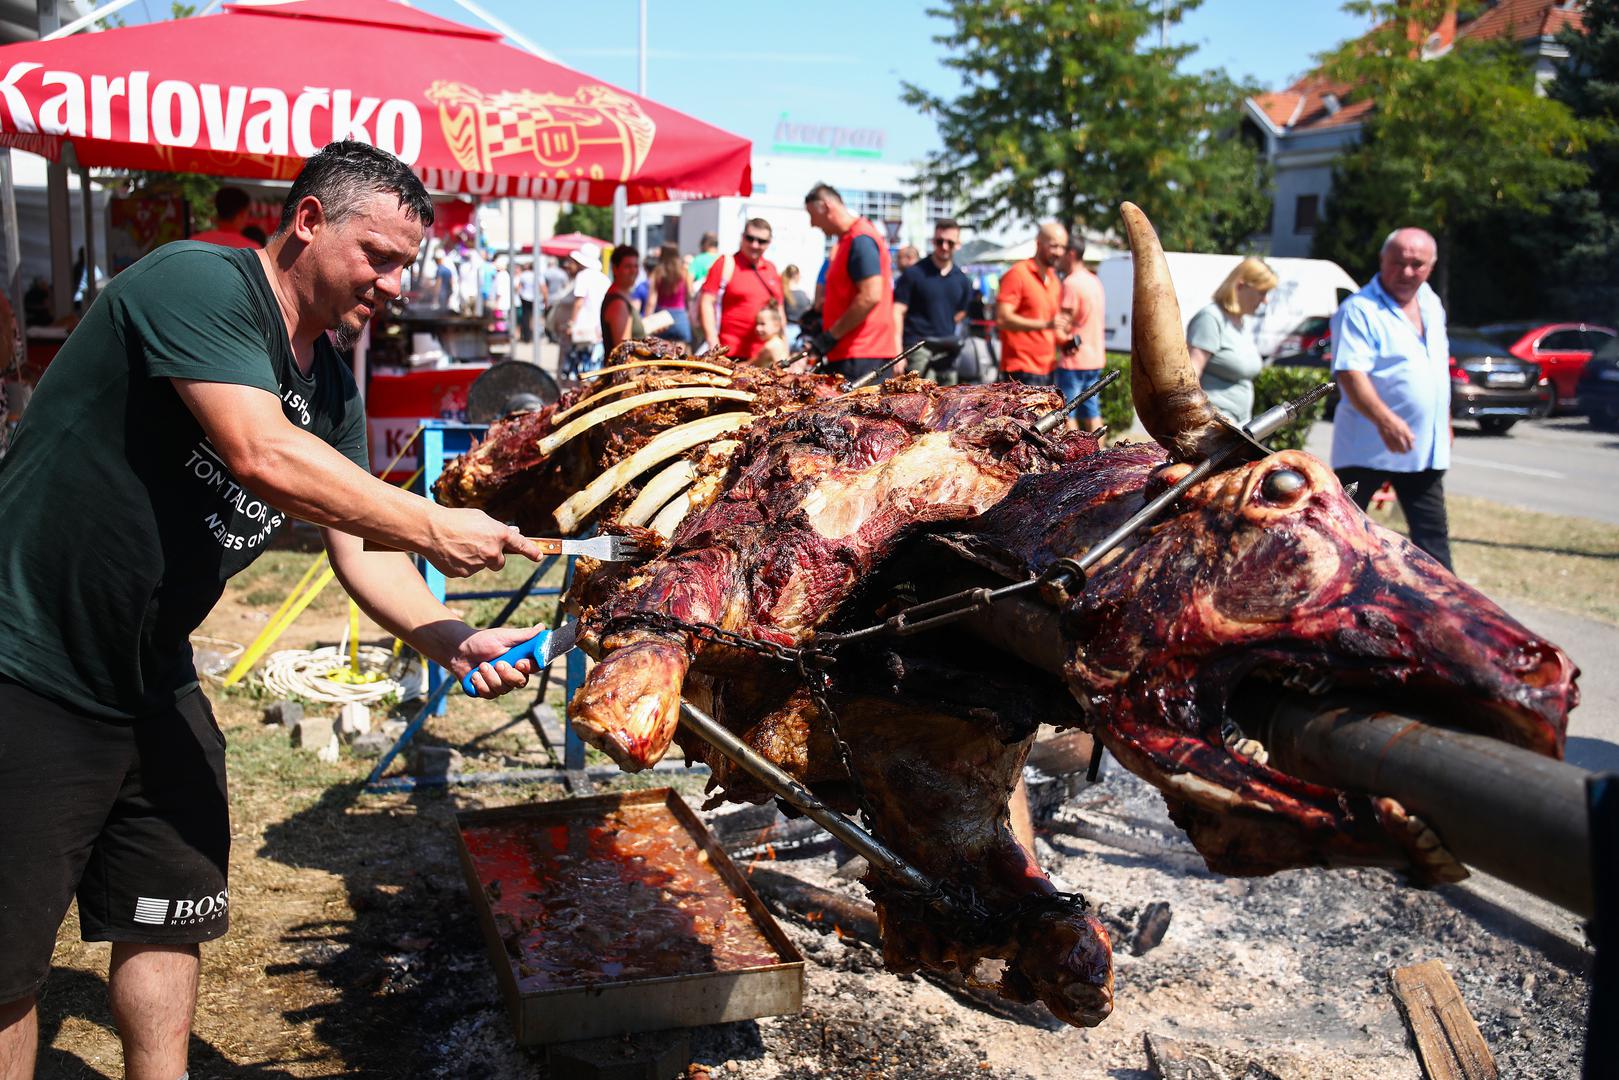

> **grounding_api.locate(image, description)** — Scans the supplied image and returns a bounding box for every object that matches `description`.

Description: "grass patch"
[1371,493,1619,625]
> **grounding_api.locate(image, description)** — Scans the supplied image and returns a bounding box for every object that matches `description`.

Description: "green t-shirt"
[0,242,367,718]
[1187,302,1265,426]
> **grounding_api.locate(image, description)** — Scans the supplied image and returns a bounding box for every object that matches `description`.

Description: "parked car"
[1272,330,1551,434]
[1577,334,1619,431]
[1271,315,1332,359]
[1469,322,1617,412]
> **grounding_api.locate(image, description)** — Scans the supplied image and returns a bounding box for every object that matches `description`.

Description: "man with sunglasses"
[698,218,783,360]
[893,218,974,385]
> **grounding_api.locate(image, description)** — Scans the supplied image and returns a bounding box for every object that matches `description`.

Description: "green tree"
[555,203,612,241]
[1536,0,1619,322]
[901,0,1269,251]
[1311,1,1595,307]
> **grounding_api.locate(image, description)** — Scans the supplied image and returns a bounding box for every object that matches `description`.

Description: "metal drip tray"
[455,788,804,1044]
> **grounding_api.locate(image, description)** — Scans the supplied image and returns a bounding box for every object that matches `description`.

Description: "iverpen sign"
[771,114,885,159]
[0,62,423,158]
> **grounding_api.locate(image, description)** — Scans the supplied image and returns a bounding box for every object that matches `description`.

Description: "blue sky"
[121,0,1372,161]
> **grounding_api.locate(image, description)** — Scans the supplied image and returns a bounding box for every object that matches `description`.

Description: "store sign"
[770,113,884,159]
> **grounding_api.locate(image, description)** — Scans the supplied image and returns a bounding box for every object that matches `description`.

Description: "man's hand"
[425,509,543,578]
[452,625,545,698]
[1376,413,1416,454]
[807,330,839,358]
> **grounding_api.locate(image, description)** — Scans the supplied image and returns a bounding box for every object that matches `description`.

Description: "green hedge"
[1096,353,1329,452]
[1253,364,1331,452]
[1101,352,1134,434]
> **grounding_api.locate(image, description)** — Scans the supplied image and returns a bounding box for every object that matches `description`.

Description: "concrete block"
[264,700,304,727]
[290,715,335,750]
[336,703,372,742]
[316,735,340,763]
[409,745,463,779]
[350,730,392,759]
[382,719,407,740]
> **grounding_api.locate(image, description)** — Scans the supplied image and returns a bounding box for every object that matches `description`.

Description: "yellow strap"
[348,600,361,674]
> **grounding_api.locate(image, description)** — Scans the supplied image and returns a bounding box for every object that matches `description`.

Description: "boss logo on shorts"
[132,890,230,926]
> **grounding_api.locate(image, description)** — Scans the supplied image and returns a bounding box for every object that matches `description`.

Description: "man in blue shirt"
[1330,227,1453,569]
[893,218,974,384]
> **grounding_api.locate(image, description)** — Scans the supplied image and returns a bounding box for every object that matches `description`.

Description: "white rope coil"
[259,645,425,706]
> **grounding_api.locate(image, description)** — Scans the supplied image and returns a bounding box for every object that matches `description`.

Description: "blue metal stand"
[361,419,587,789]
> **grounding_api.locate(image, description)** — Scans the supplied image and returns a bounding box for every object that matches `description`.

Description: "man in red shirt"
[1058,235,1107,431]
[995,222,1070,386]
[698,218,783,360]
[804,184,896,382]
[189,187,260,249]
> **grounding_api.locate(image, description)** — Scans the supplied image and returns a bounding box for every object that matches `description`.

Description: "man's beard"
[333,317,362,351]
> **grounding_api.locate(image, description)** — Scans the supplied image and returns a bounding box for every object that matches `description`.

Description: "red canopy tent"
[0,0,753,204]
[538,231,609,258]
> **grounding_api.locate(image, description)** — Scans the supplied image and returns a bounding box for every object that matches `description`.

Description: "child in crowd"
[752,302,790,367]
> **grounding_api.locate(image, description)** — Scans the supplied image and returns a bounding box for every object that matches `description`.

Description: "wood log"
[743,867,880,945]
[1390,959,1498,1080]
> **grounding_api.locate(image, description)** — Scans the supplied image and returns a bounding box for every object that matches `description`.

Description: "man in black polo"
[893,218,975,385]
[0,141,544,1080]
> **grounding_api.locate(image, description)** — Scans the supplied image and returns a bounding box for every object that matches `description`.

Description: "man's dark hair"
[276,140,434,235]
[933,217,959,233]
[1066,235,1085,255]
[804,183,843,206]
[610,244,640,270]
[745,217,772,237]
[699,231,719,251]
[214,185,250,223]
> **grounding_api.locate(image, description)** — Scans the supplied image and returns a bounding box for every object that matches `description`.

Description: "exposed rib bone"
[621,459,697,526]
[538,387,755,457]
[554,413,754,533]
[580,358,733,381]
[648,491,693,540]
[552,374,730,425]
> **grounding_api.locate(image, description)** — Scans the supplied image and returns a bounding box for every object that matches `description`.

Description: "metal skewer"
[677,699,954,911]
[1032,367,1121,433]
[846,341,927,389]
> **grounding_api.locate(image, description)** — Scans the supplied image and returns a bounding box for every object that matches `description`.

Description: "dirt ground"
[32,551,1595,1079]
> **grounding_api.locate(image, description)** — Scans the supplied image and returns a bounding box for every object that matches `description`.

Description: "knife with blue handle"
[460,619,581,696]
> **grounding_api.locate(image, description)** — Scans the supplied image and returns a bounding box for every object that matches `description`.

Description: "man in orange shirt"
[1058,235,1107,431]
[995,222,1069,386]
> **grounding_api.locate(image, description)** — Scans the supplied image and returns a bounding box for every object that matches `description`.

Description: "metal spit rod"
[960,595,1595,917]
[676,699,948,905]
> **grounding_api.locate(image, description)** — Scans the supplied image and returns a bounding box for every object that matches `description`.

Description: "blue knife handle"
[461,629,551,695]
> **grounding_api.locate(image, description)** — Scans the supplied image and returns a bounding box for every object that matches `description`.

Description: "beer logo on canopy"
[424,81,655,180]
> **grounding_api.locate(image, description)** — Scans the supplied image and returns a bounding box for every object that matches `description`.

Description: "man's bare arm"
[322,530,537,697]
[172,379,541,577]
[1336,370,1415,453]
[698,291,719,347]
[827,275,883,339]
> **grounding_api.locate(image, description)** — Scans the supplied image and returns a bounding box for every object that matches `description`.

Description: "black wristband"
[811,330,839,356]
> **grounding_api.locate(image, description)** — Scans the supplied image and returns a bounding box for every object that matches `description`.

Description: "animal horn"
[1121,202,1228,463]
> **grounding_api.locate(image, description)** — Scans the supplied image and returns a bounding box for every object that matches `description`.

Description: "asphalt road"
[1305,413,1619,525]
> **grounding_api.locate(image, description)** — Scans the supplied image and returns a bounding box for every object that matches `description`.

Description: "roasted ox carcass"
[438,206,1578,1028]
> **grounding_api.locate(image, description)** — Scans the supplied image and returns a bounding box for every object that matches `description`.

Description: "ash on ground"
[256,761,1590,1079]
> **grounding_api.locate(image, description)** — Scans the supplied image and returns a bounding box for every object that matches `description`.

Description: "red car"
[1471,322,1617,411]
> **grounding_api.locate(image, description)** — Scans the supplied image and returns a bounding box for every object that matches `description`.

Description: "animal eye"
[1260,468,1307,503]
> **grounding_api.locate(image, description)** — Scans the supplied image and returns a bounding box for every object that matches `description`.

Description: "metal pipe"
[677,700,944,903]
[959,595,1595,916]
[1252,699,1593,917]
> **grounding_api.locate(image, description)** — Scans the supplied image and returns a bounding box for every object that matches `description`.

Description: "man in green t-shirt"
[0,142,548,1079]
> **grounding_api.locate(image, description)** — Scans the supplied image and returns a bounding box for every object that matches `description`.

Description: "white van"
[1095,252,1360,359]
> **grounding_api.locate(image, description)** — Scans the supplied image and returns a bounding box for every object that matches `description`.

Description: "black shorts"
[0,677,231,1002]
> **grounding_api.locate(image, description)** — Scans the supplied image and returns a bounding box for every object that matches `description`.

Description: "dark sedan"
[1577,335,1619,431]
[1272,331,1552,435]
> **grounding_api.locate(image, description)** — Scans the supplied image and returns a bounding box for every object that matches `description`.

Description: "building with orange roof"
[1244,0,1587,257]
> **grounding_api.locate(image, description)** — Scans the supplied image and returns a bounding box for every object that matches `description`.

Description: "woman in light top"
[1185,257,1277,426]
